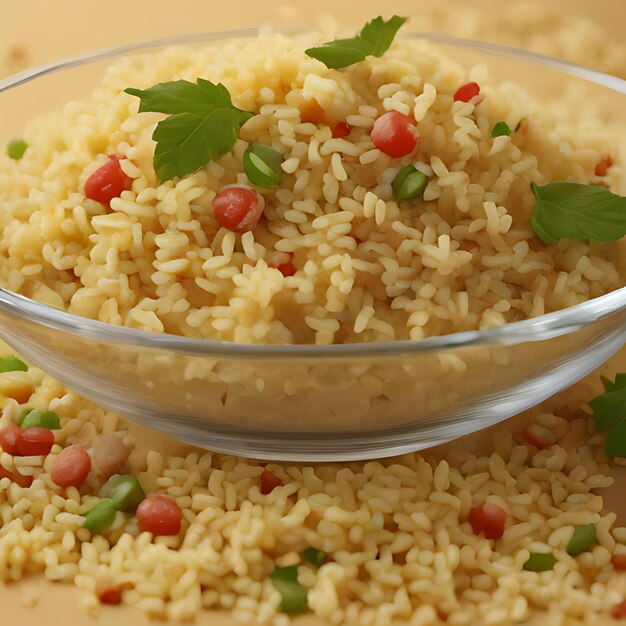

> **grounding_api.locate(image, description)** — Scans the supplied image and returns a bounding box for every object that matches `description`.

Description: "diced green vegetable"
[523,552,557,572]
[0,355,28,373]
[301,547,327,569]
[270,565,309,613]
[566,524,597,556]
[243,143,283,188]
[83,499,117,533]
[491,121,512,138]
[100,475,145,512]
[21,410,61,430]
[392,165,428,201]
[7,139,28,160]
[530,182,626,244]
[589,373,626,457]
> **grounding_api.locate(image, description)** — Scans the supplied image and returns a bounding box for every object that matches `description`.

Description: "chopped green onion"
[100,475,145,512]
[21,409,61,430]
[0,355,28,373]
[392,165,428,201]
[301,547,327,569]
[491,121,512,138]
[243,143,283,188]
[523,551,557,572]
[83,499,117,533]
[270,565,309,614]
[7,139,28,160]
[566,524,597,556]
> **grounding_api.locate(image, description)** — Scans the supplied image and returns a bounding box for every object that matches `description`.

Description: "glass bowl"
[0,29,625,461]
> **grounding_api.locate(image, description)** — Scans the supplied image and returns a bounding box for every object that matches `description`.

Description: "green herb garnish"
[530,182,626,244]
[523,551,557,572]
[7,139,28,160]
[21,410,61,430]
[589,373,626,456]
[0,355,28,373]
[301,547,327,569]
[243,143,283,188]
[83,499,117,533]
[270,565,309,614]
[124,79,253,183]
[392,165,428,201]
[305,15,407,69]
[566,524,597,556]
[491,121,512,138]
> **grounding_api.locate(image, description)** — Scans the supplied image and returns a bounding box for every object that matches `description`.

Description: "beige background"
[1,1,625,625]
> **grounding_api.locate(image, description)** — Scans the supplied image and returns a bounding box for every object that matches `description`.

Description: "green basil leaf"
[606,418,626,458]
[270,566,308,614]
[523,552,556,572]
[305,15,407,69]
[589,379,626,431]
[530,182,626,244]
[0,355,28,373]
[305,38,371,69]
[566,524,597,556]
[243,143,283,187]
[360,15,407,57]
[392,165,428,201]
[125,79,253,183]
[491,121,512,138]
[301,547,327,569]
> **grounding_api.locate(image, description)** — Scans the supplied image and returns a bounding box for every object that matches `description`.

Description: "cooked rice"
[0,352,625,625]
[0,32,622,345]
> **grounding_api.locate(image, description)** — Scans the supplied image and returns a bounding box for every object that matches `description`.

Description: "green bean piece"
[110,475,145,512]
[523,552,557,572]
[566,524,597,556]
[301,547,327,569]
[21,409,61,430]
[83,499,117,533]
[392,165,428,201]
[7,139,28,160]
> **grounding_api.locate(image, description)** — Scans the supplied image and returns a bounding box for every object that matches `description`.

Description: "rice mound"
[0,33,622,345]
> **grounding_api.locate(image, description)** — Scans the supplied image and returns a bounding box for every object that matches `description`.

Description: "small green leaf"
[125,79,253,183]
[530,182,626,244]
[491,121,512,138]
[589,377,626,432]
[7,139,28,160]
[606,418,626,458]
[359,15,407,57]
[301,547,327,569]
[0,355,28,373]
[270,566,308,614]
[305,15,407,69]
[243,143,283,188]
[523,552,557,572]
[566,524,597,556]
[305,38,371,69]
[392,165,428,201]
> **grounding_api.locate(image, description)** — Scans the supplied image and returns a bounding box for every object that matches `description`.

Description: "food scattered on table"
[0,18,623,346]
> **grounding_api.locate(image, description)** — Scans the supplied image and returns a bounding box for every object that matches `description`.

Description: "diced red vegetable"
[612,554,626,571]
[331,122,351,139]
[277,261,297,277]
[522,425,548,450]
[612,601,626,619]
[84,155,132,206]
[0,465,33,488]
[212,185,265,232]
[371,111,419,158]
[468,502,506,540]
[98,585,124,605]
[454,82,481,103]
[0,424,22,455]
[260,469,282,495]
[595,157,613,177]
[51,445,91,489]
[136,494,182,536]
[17,427,54,456]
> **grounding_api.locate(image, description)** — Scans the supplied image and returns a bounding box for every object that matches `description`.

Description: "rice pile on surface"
[0,349,625,625]
[0,33,622,345]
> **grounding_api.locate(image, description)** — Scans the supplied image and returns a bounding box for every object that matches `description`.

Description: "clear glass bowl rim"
[0,27,625,359]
